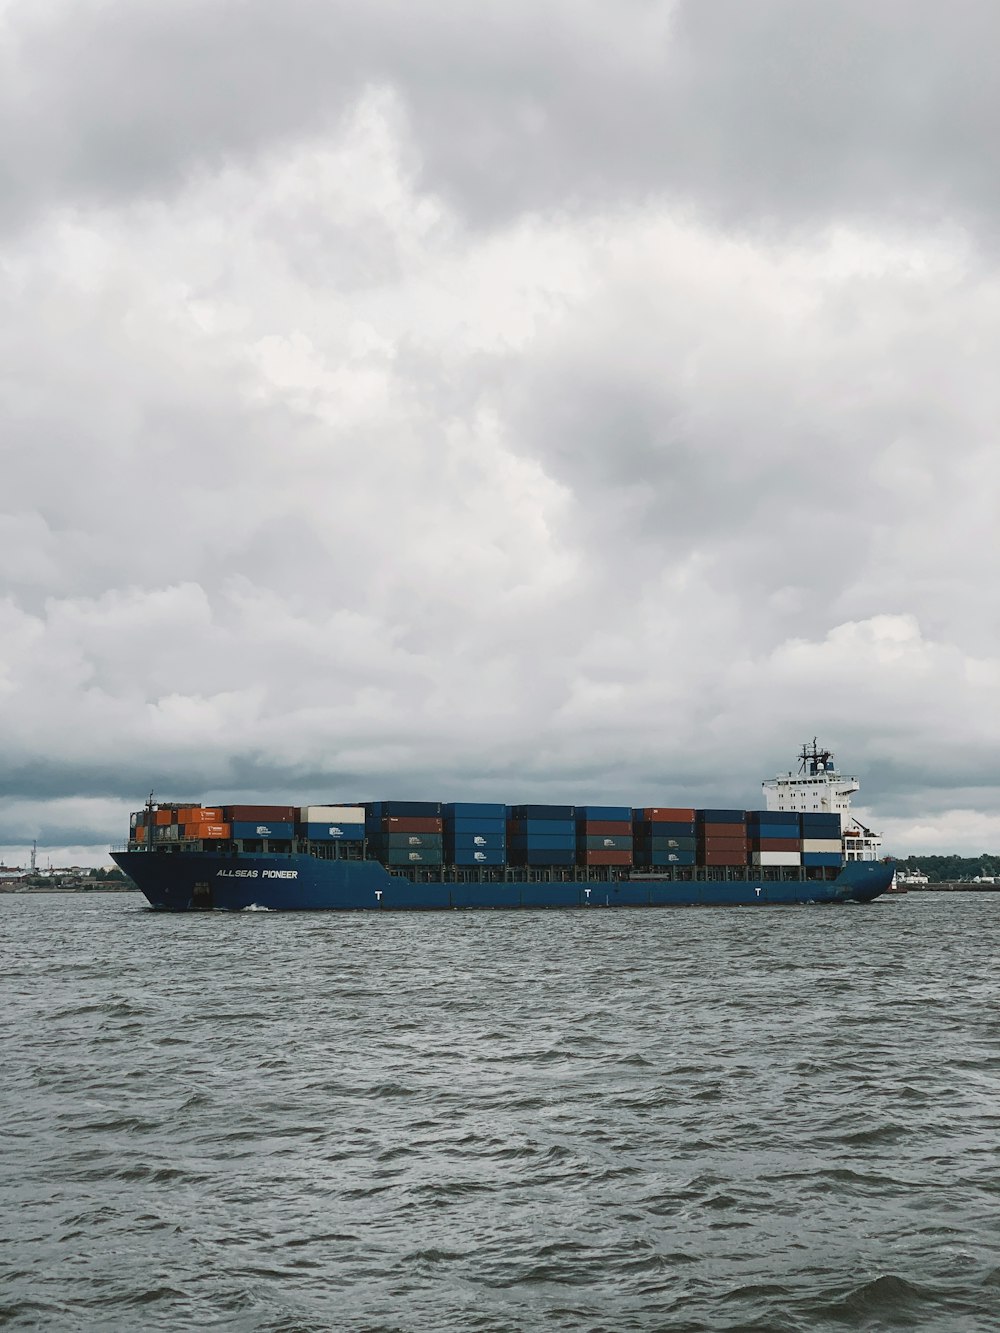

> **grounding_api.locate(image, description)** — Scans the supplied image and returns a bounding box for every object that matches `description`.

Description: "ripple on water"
[1,892,998,1332]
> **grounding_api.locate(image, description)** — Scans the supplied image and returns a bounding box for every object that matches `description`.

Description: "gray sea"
[1,892,998,1332]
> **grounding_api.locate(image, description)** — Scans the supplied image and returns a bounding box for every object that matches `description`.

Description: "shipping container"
[637,807,696,821]
[507,834,577,851]
[698,837,748,852]
[750,837,802,852]
[578,849,633,866]
[449,848,506,866]
[576,806,632,821]
[507,818,576,837]
[301,805,365,824]
[633,849,697,867]
[444,832,506,851]
[228,805,299,822]
[507,848,576,866]
[366,801,443,818]
[442,802,507,819]
[696,821,746,838]
[232,820,295,840]
[377,848,444,865]
[802,851,843,867]
[153,809,174,827]
[702,848,748,865]
[751,851,802,866]
[444,816,506,835]
[639,835,697,852]
[634,819,697,837]
[508,805,575,820]
[580,834,633,851]
[576,819,632,836]
[305,821,365,841]
[373,816,443,833]
[748,823,803,840]
[182,822,231,840]
[801,838,843,853]
[369,832,443,850]
[175,807,223,824]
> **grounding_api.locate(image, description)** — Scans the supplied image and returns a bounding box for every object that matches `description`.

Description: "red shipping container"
[700,837,748,851]
[226,804,298,822]
[577,820,632,835]
[752,837,802,852]
[579,849,633,866]
[702,849,748,865]
[135,826,147,843]
[698,822,746,837]
[379,816,443,833]
[640,807,696,821]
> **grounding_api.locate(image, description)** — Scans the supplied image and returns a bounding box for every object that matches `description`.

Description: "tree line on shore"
[896,854,1000,882]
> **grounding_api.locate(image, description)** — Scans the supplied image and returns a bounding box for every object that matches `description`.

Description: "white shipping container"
[801,838,842,853]
[300,805,364,823]
[751,851,802,866]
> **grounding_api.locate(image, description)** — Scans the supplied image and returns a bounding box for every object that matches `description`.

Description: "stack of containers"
[177,806,231,842]
[507,804,576,866]
[576,806,633,868]
[696,809,748,866]
[298,804,365,846]
[746,810,801,868]
[800,811,844,869]
[442,803,506,867]
[631,807,697,867]
[365,801,443,866]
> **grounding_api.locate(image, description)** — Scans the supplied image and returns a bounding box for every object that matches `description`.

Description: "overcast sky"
[3,0,999,866]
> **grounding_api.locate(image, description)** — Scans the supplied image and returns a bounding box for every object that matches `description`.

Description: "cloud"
[1,2,999,864]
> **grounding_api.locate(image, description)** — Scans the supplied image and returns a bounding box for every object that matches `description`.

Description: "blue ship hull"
[111,850,895,912]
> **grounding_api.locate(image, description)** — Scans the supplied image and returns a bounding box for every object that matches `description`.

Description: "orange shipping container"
[641,807,696,821]
[135,826,146,843]
[182,822,231,840]
[153,809,174,826]
[697,822,746,837]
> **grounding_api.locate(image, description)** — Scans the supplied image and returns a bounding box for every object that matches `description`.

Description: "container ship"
[111,744,894,911]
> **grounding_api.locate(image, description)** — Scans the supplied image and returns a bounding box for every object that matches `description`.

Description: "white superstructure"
[762,739,882,861]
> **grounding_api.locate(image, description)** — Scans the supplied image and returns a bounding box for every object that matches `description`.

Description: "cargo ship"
[112,757,895,912]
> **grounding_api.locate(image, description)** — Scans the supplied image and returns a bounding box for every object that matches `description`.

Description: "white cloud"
[2,3,1000,865]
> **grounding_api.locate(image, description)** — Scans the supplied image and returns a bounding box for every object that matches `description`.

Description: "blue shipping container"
[509,819,575,837]
[442,802,507,819]
[232,820,295,840]
[508,805,575,820]
[305,821,366,841]
[580,835,633,850]
[507,834,577,851]
[802,852,843,867]
[445,817,507,835]
[576,806,632,821]
[366,801,443,818]
[449,849,506,866]
[634,850,697,867]
[507,849,577,866]
[445,833,506,851]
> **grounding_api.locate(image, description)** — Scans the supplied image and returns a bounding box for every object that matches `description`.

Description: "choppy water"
[1,892,998,1332]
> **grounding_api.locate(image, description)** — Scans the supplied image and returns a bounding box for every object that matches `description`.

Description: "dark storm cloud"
[4,1,1000,234]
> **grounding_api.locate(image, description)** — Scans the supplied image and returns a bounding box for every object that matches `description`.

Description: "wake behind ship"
[112,746,895,911]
